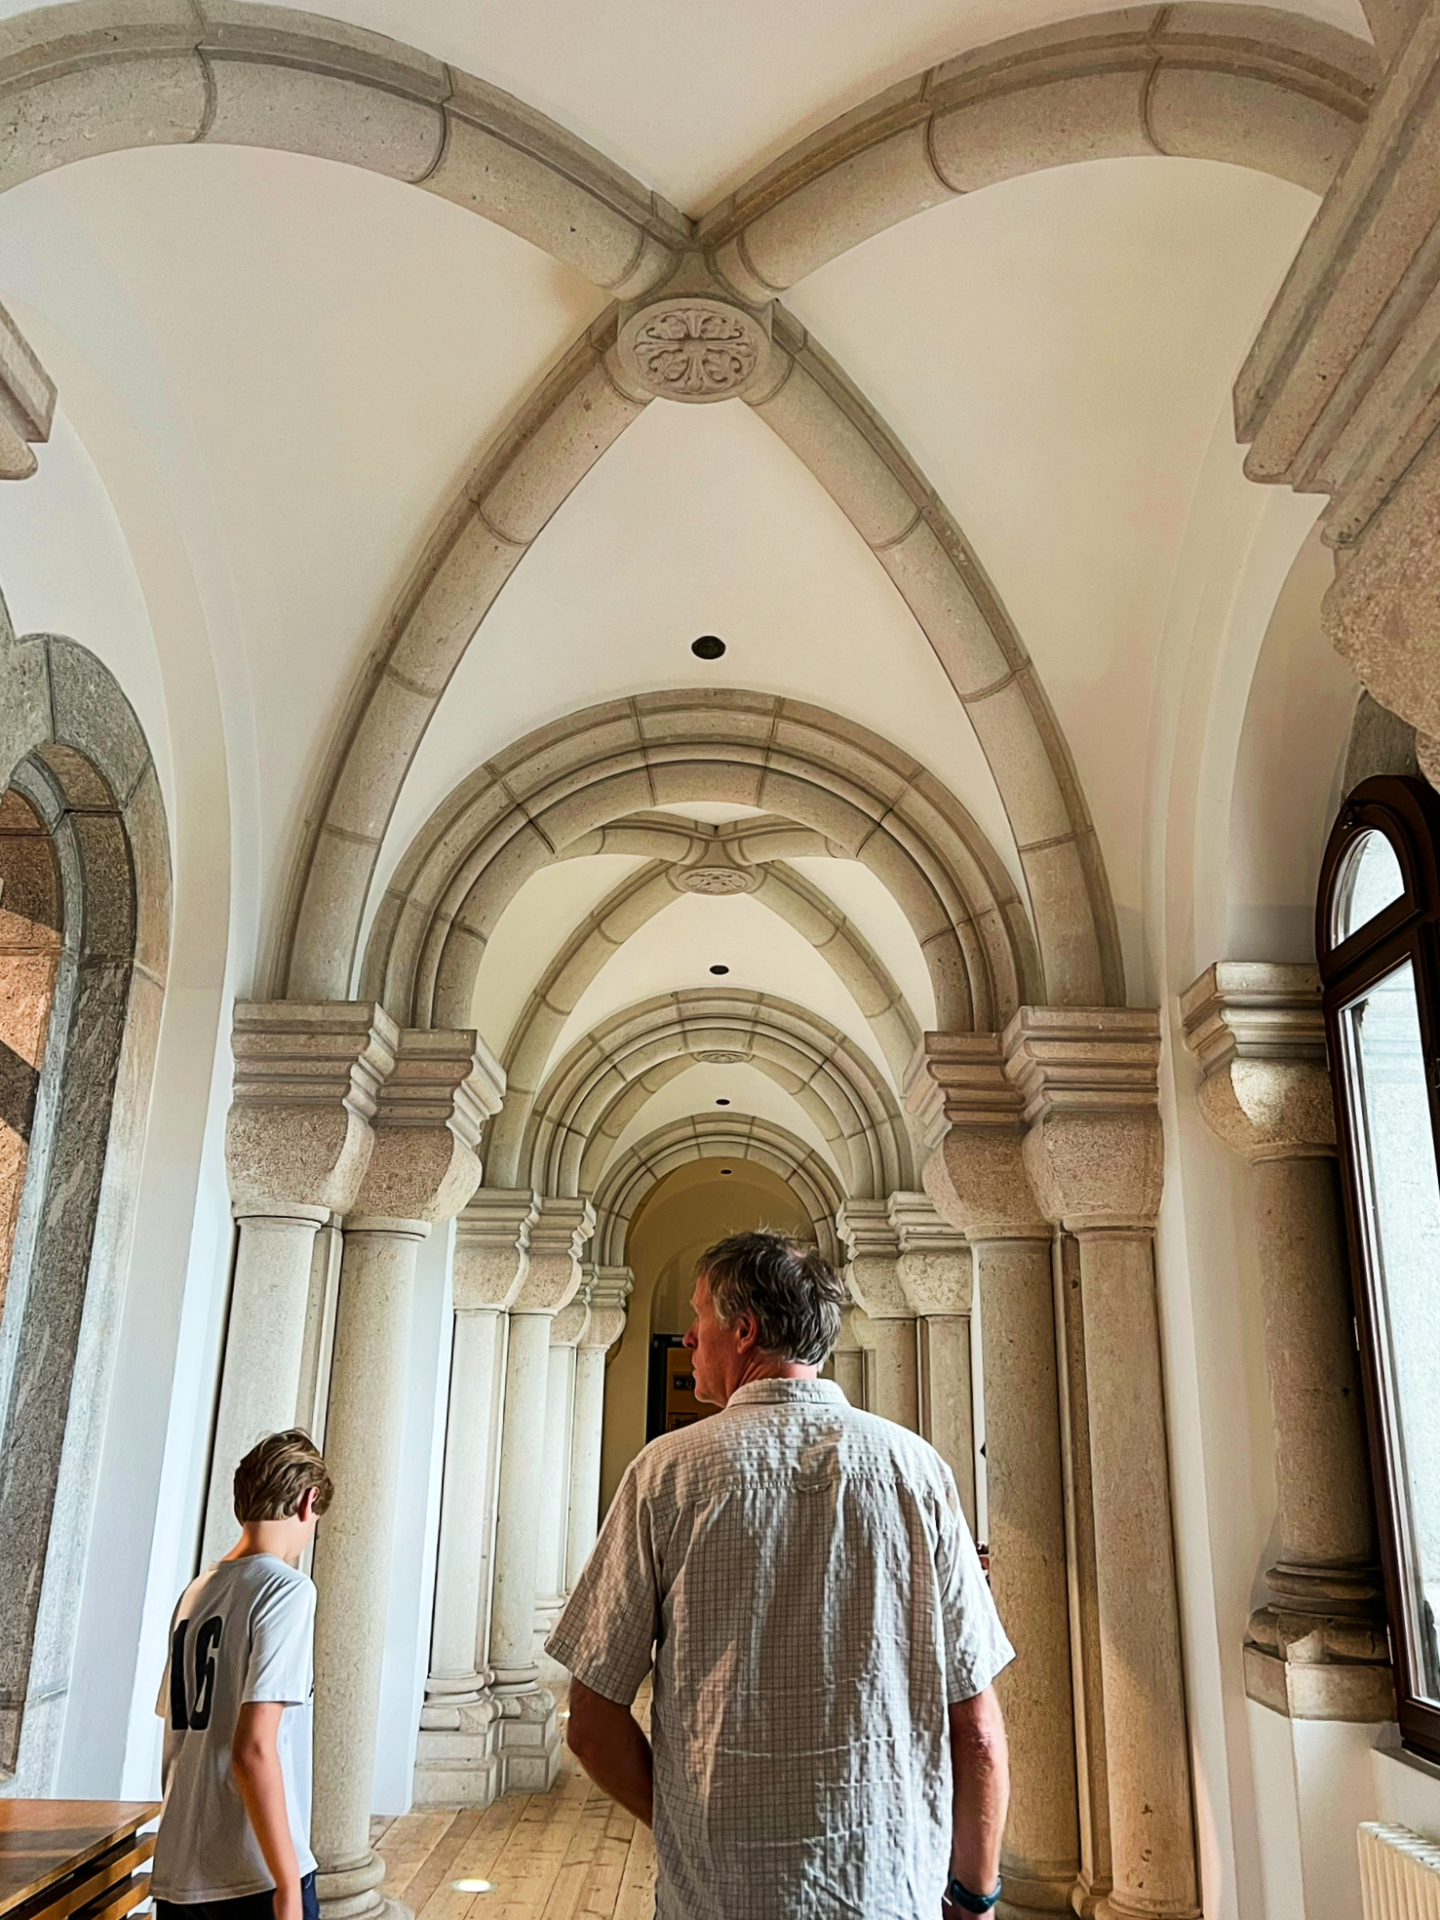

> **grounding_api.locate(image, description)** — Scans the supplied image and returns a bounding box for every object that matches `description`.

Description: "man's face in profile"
[683,1273,731,1407]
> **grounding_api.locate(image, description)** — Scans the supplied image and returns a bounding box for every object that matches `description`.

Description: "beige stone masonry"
[1235,4,1440,744]
[1181,963,1392,1723]
[906,1033,1080,1920]
[702,7,1375,298]
[1009,1009,1199,1920]
[311,1030,500,1920]
[838,1200,918,1431]
[0,297,55,481]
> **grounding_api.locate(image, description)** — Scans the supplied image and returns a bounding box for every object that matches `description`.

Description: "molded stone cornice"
[226,1000,395,1219]
[511,1196,593,1314]
[579,1267,632,1350]
[350,1027,504,1226]
[1181,963,1336,1161]
[905,1033,1047,1237]
[837,1199,910,1319]
[451,1187,538,1312]
[548,1291,590,1348]
[887,1190,972,1315]
[0,298,54,481]
[1009,1008,1163,1231]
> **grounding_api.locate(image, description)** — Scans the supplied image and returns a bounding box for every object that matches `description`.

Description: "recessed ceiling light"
[716,1098,730,1106]
[721,1168,733,1175]
[692,635,725,660]
[709,964,729,975]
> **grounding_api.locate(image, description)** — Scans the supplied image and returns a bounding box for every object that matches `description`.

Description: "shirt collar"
[726,1378,849,1408]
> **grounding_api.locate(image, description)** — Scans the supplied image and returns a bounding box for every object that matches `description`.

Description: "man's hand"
[233,1701,303,1920]
[566,1679,654,1826]
[947,1684,1009,1905]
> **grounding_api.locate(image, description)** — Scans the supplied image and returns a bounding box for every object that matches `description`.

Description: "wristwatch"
[944,1875,1002,1914]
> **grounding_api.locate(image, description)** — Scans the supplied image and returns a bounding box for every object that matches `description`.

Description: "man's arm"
[233,1702,303,1920]
[566,1679,654,1826]
[947,1684,1009,1902]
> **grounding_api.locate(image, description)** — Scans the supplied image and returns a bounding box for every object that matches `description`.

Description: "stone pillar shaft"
[565,1270,631,1590]
[839,1200,919,1431]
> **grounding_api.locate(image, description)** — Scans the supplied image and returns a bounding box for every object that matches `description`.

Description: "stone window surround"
[0,610,171,1794]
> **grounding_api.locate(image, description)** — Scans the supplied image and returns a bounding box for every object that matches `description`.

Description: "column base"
[998,1861,1078,1918]
[1244,1604,1394,1721]
[1094,1900,1200,1920]
[316,1853,408,1920]
[496,1684,562,1793]
[413,1693,504,1808]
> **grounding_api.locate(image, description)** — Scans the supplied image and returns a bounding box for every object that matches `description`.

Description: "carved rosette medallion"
[694,1049,751,1065]
[677,867,753,895]
[617,297,770,404]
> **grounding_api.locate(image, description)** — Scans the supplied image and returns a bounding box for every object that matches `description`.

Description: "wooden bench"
[0,1804,159,1920]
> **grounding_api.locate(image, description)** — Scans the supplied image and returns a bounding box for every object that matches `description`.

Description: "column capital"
[349,1029,505,1228]
[1006,1007,1164,1232]
[836,1199,910,1319]
[0,297,56,481]
[1234,10,1440,740]
[226,1000,395,1220]
[453,1188,538,1311]
[904,1033,1047,1238]
[512,1197,594,1314]
[579,1266,633,1350]
[1181,962,1336,1162]
[549,1291,591,1348]
[887,1191,972,1316]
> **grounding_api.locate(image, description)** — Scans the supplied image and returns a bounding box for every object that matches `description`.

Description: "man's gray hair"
[697,1230,845,1366]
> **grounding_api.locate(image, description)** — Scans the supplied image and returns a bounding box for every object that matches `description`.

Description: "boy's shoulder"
[179,1553,312,1615]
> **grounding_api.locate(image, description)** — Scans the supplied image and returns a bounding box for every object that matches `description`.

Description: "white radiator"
[1358,1823,1440,1919]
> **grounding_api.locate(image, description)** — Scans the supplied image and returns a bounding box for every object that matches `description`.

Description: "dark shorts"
[156,1872,319,1920]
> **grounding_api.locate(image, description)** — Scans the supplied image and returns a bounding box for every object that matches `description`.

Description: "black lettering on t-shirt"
[169,1614,224,1731]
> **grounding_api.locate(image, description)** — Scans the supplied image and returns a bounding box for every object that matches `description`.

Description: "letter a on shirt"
[152,1554,317,1903]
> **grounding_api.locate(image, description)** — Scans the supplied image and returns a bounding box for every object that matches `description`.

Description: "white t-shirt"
[152,1554,318,1903]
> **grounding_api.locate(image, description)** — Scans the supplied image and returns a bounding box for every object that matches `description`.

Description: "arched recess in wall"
[362,691,1041,1049]
[0,609,170,1787]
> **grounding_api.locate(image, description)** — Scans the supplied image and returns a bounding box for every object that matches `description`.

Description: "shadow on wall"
[598,1156,815,1513]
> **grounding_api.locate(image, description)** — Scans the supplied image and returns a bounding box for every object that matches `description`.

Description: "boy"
[152,1430,333,1920]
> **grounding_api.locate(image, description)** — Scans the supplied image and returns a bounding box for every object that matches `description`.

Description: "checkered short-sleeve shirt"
[546,1378,1013,1920]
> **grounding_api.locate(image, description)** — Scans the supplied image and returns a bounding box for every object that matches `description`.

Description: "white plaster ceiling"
[786,156,1320,955]
[26,0,1365,212]
[603,1063,846,1180]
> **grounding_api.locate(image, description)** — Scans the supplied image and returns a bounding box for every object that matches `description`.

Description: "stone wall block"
[879,522,1013,696]
[195,1,450,95]
[0,2,197,71]
[425,116,651,293]
[287,830,381,1002]
[1023,1109,1164,1231]
[929,70,1150,194]
[122,760,171,983]
[1148,66,1360,192]
[477,357,642,545]
[0,55,208,195]
[965,680,1074,848]
[384,517,526,696]
[739,124,952,294]
[1019,839,1111,1010]
[202,58,443,177]
[46,639,149,806]
[68,811,135,959]
[325,676,435,845]
[751,359,920,547]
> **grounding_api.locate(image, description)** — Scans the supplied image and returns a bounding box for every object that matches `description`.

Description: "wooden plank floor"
[372,1688,655,1920]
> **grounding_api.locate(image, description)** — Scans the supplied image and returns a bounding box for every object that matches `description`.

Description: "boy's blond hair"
[233,1429,333,1524]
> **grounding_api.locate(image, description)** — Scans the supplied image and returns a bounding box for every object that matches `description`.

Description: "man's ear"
[731,1310,761,1354]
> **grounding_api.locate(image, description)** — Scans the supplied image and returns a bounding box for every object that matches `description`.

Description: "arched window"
[1318,774,1440,1762]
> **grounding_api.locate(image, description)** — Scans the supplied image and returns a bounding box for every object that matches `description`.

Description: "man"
[547,1230,1012,1919]
[152,1430,333,1920]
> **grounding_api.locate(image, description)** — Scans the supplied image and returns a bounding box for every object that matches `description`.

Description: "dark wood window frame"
[1318,772,1440,1763]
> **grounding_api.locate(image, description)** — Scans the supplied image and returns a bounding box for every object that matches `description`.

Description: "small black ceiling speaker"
[709,964,729,975]
[721,1167,733,1175]
[692,635,726,660]
[716,1097,731,1106]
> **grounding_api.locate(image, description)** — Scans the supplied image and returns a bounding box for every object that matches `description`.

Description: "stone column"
[415,1189,537,1809]
[566,1268,632,1589]
[890,1191,978,1535]
[206,1002,392,1565]
[488,1195,594,1792]
[1009,1009,1199,1920]
[838,1200,919,1429]
[907,1036,1080,1920]
[830,1292,867,1406]
[311,1030,502,1920]
[535,1293,589,1636]
[1182,963,1391,1720]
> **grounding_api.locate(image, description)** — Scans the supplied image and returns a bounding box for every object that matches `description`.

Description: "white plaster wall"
[373,1218,454,1816]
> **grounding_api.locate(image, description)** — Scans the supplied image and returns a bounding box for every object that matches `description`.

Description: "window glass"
[1342,957,1440,1703]
[1333,829,1405,945]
